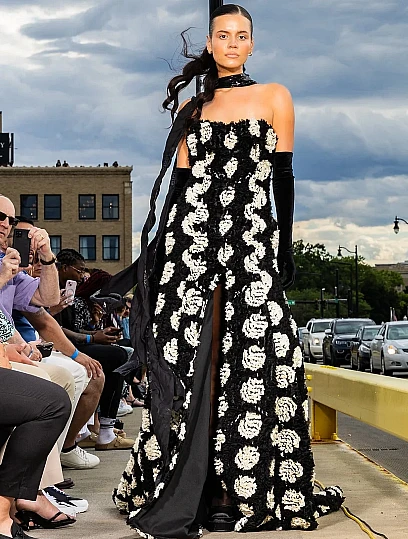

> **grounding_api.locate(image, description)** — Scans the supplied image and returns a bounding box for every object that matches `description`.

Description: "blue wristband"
[86,334,91,344]
[70,349,79,360]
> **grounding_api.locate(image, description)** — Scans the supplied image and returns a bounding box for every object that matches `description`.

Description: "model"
[113,4,343,537]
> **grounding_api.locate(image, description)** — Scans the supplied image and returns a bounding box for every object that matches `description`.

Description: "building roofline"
[0,166,133,176]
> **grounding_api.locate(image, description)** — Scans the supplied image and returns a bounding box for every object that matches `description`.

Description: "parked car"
[297,327,307,351]
[322,318,376,367]
[350,325,381,371]
[302,318,333,363]
[370,321,408,375]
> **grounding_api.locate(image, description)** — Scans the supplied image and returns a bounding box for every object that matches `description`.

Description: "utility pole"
[335,268,340,318]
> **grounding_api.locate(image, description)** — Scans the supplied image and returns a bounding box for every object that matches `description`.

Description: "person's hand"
[92,328,119,345]
[0,248,21,284]
[5,343,38,366]
[49,291,72,316]
[74,352,103,379]
[277,249,296,290]
[28,227,53,262]
[27,340,43,361]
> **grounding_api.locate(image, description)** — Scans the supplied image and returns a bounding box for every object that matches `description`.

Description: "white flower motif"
[167,204,177,227]
[222,332,233,354]
[275,365,296,389]
[234,517,248,532]
[181,213,196,236]
[220,363,231,386]
[242,345,266,371]
[152,466,159,481]
[290,318,298,336]
[292,346,303,369]
[184,321,200,348]
[234,475,257,498]
[219,213,233,236]
[224,157,238,178]
[271,229,280,250]
[253,188,267,209]
[224,301,234,321]
[224,129,238,149]
[214,458,224,475]
[272,429,301,454]
[239,504,254,517]
[192,160,206,178]
[154,293,165,316]
[244,252,261,274]
[291,517,311,529]
[200,121,212,143]
[254,160,272,181]
[242,313,269,339]
[214,430,226,451]
[273,332,290,358]
[187,132,198,156]
[282,490,305,512]
[183,391,192,409]
[303,399,309,421]
[159,261,175,285]
[164,232,175,255]
[219,186,235,207]
[279,460,303,484]
[193,202,209,224]
[275,504,281,521]
[182,288,203,316]
[265,128,278,152]
[250,144,260,162]
[218,244,234,266]
[154,482,165,499]
[235,446,260,471]
[275,397,297,423]
[241,378,265,404]
[248,119,261,137]
[170,309,181,331]
[141,408,150,432]
[144,435,161,461]
[267,301,283,325]
[269,458,276,476]
[189,231,209,254]
[244,281,269,307]
[163,338,178,365]
[185,183,202,207]
[266,489,275,509]
[225,270,236,289]
[177,281,186,299]
[238,412,262,439]
[218,396,229,417]
[179,422,186,441]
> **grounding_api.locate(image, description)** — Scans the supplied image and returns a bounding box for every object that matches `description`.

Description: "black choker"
[215,73,257,89]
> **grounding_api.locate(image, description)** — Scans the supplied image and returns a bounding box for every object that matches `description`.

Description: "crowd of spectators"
[0,195,140,539]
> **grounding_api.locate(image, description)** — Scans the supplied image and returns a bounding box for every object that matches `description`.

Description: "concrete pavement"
[34,409,408,539]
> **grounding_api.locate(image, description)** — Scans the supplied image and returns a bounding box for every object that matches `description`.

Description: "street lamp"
[393,216,408,234]
[338,245,359,317]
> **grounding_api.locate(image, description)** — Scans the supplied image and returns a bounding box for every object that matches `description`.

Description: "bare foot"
[15,492,75,523]
[0,518,14,538]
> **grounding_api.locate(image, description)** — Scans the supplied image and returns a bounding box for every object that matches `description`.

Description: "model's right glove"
[272,151,296,290]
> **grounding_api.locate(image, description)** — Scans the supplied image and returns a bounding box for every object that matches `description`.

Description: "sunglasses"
[69,265,89,275]
[0,211,19,227]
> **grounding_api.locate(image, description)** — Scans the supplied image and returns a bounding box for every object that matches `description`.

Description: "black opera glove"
[272,151,296,290]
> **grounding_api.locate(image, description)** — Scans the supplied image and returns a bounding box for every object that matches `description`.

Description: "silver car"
[370,321,408,375]
[302,318,333,363]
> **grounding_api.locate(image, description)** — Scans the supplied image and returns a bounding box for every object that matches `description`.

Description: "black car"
[350,325,381,371]
[322,318,376,367]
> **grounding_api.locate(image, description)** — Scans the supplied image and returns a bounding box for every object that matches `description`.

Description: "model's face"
[207,14,253,76]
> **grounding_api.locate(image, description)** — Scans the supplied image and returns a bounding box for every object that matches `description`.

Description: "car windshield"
[362,327,380,340]
[335,320,370,334]
[387,325,408,340]
[312,321,332,332]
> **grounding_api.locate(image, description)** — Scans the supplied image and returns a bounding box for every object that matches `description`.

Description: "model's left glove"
[272,151,296,290]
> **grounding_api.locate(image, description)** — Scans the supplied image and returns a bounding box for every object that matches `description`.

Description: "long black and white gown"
[114,118,343,537]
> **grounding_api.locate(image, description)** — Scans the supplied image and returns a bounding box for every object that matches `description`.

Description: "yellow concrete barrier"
[304,364,408,442]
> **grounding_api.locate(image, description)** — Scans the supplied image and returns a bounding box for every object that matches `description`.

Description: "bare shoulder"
[264,83,293,109]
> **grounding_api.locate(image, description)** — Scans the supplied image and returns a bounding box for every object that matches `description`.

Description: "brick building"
[0,166,133,274]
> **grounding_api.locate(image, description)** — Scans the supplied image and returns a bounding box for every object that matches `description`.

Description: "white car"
[303,318,334,363]
[370,321,408,375]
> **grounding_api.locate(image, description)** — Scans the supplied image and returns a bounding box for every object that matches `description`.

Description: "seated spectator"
[0,308,73,538]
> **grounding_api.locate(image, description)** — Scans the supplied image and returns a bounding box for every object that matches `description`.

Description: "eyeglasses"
[0,211,19,227]
[69,265,89,275]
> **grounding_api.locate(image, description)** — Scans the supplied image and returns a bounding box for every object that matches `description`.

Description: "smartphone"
[64,280,77,303]
[13,229,31,267]
[37,341,54,358]
[108,327,123,336]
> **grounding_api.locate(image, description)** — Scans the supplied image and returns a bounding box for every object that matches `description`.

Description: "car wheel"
[308,346,317,364]
[380,353,392,376]
[357,353,364,372]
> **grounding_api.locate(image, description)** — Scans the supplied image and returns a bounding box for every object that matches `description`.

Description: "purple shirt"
[0,254,40,322]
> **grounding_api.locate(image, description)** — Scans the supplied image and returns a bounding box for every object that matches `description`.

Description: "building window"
[50,235,61,254]
[78,195,95,220]
[44,195,61,220]
[103,235,120,260]
[79,236,96,261]
[102,195,119,220]
[20,195,38,220]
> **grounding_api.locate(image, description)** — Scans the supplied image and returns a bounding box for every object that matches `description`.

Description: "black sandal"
[15,510,76,530]
[206,505,237,532]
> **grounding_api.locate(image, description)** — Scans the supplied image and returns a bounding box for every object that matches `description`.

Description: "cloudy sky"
[1,0,408,265]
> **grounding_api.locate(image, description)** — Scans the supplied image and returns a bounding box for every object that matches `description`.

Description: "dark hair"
[76,269,112,299]
[15,215,34,226]
[162,4,253,124]
[56,248,84,266]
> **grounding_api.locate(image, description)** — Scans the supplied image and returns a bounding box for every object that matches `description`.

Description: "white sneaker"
[60,446,100,469]
[116,400,133,417]
[43,486,88,514]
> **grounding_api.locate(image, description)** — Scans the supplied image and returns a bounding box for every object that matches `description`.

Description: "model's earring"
[249,51,253,56]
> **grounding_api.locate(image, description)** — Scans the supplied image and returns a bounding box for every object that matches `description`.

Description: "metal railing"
[305,364,408,442]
